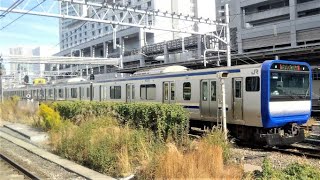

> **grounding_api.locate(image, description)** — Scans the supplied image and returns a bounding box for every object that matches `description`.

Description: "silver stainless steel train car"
[4,60,312,146]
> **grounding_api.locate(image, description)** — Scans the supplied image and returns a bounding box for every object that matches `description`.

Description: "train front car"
[261,60,312,146]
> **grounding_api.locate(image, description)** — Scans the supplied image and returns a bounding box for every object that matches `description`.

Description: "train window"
[171,83,175,100]
[71,88,78,98]
[202,81,208,101]
[65,88,69,98]
[40,89,45,98]
[48,89,54,98]
[211,81,216,101]
[80,87,84,98]
[183,82,191,100]
[235,81,242,98]
[110,86,121,99]
[58,89,64,98]
[164,83,169,100]
[132,85,135,99]
[246,77,260,92]
[86,87,90,98]
[141,84,156,100]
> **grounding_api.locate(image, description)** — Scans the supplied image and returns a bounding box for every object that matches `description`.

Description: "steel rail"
[0,153,41,180]
[269,145,320,159]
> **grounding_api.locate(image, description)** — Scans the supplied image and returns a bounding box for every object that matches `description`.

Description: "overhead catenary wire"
[0,0,46,31]
[0,0,24,19]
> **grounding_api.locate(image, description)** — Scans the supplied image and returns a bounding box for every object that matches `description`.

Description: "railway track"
[269,143,320,159]
[0,153,40,180]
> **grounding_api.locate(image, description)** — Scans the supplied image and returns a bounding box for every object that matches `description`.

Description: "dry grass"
[304,117,317,136]
[0,97,38,125]
[151,141,243,179]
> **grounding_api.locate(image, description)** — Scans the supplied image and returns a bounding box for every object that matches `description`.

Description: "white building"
[56,0,216,70]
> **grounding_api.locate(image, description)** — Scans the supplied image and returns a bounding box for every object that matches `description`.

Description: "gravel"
[0,137,86,180]
[231,146,320,170]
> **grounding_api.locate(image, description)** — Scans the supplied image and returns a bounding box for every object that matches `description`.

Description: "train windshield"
[270,71,310,101]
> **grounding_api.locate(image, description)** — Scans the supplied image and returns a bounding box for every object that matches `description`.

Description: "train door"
[200,80,218,119]
[126,84,135,102]
[163,81,175,103]
[233,78,243,120]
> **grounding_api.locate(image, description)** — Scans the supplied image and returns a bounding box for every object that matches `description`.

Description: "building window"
[84,32,87,35]
[98,29,101,34]
[71,88,78,98]
[137,5,141,10]
[183,82,191,100]
[140,84,156,100]
[120,12,123,18]
[110,86,121,99]
[92,31,95,35]
[246,77,260,91]
[92,24,94,28]
[147,1,151,7]
[105,26,108,31]
[128,18,132,23]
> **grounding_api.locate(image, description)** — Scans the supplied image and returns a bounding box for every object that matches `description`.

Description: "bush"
[50,101,189,143]
[50,116,157,177]
[38,103,61,130]
[258,158,320,180]
[115,103,189,143]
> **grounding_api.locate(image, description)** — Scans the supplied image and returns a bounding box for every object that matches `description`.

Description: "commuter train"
[3,60,312,146]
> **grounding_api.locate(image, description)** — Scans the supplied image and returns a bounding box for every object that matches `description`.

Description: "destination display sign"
[271,63,309,71]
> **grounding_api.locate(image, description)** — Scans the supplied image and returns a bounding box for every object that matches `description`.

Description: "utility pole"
[218,72,229,140]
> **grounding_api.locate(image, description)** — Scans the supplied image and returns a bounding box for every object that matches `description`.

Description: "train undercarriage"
[190,120,305,146]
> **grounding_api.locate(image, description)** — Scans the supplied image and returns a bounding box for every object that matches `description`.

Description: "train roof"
[133,65,189,76]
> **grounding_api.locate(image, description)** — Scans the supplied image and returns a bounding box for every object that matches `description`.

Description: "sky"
[0,1,60,55]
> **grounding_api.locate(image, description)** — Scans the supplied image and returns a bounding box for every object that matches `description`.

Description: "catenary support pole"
[226,4,231,67]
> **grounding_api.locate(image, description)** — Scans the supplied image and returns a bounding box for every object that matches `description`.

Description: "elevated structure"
[216,0,320,53]
[0,0,231,74]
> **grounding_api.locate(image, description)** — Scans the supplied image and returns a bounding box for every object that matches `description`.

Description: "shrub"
[51,101,189,143]
[283,163,320,179]
[0,95,36,124]
[258,158,320,180]
[38,103,61,130]
[50,116,157,177]
[115,103,189,143]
